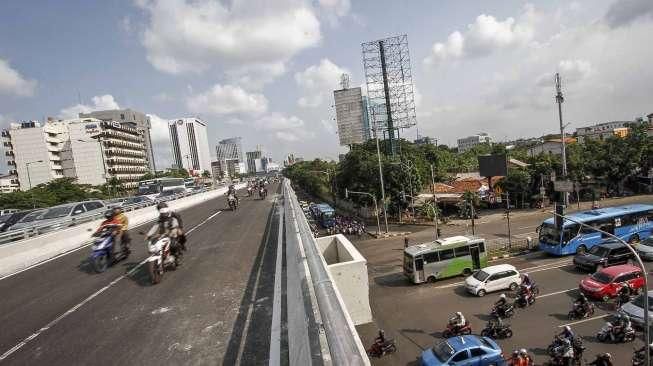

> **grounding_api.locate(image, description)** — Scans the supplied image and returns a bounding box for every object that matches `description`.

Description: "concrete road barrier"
[0,184,244,278]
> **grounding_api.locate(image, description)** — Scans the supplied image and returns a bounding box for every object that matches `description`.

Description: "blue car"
[421,335,504,366]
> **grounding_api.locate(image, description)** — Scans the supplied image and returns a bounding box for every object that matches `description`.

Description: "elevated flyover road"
[0,184,284,365]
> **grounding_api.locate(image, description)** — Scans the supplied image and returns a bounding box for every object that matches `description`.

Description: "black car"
[573,241,634,272]
[0,210,34,232]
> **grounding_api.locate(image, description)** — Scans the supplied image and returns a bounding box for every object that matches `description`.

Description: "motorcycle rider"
[227,184,239,206]
[112,207,131,254]
[560,325,575,342]
[449,312,467,333]
[522,273,533,290]
[156,202,186,251]
[610,314,631,341]
[573,293,590,316]
[589,353,613,366]
[519,349,533,366]
[148,205,181,258]
[95,210,123,262]
[494,294,510,317]
[617,284,632,305]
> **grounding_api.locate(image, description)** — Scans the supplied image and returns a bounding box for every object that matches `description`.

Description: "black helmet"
[104,210,114,219]
[156,202,168,210]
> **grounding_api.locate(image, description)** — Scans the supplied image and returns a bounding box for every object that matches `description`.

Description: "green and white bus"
[403,235,488,284]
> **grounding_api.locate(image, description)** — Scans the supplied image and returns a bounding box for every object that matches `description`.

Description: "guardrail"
[0,186,215,245]
[284,180,368,365]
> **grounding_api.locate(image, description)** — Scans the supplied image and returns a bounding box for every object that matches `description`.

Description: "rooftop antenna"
[340,73,350,90]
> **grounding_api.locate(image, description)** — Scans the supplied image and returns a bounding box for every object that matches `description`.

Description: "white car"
[464,264,522,297]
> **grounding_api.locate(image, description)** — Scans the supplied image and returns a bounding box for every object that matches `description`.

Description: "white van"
[464,264,521,297]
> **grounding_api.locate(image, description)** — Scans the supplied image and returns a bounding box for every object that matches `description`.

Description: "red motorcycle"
[366,331,396,358]
[442,320,472,338]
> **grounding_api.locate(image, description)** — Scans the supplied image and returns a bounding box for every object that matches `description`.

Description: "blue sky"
[1,0,652,170]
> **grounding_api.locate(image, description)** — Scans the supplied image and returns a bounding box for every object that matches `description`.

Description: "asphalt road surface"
[356,231,653,365]
[0,184,283,365]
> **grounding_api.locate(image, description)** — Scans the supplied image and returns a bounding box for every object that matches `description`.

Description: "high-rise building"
[457,133,493,153]
[334,87,369,146]
[246,150,263,174]
[79,109,155,171]
[63,118,148,188]
[2,120,68,191]
[216,137,243,161]
[168,118,211,174]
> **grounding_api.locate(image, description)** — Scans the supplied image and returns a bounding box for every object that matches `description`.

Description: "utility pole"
[555,73,569,206]
[373,123,389,233]
[506,193,512,249]
[430,164,439,240]
[470,196,476,235]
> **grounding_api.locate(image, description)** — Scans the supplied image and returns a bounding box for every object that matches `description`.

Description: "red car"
[579,264,644,302]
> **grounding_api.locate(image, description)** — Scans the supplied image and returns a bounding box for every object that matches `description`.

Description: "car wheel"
[427,276,437,284]
[477,289,486,297]
[576,245,587,255]
[601,294,610,302]
[509,282,518,291]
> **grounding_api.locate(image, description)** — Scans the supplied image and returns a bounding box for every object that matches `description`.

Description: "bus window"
[439,249,454,261]
[424,252,439,263]
[454,245,470,257]
[415,258,424,271]
[478,242,485,253]
[562,224,580,244]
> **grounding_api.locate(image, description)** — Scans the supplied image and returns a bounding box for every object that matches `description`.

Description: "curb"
[489,249,537,261]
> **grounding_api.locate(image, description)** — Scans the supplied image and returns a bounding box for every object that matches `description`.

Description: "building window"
[120,114,125,120]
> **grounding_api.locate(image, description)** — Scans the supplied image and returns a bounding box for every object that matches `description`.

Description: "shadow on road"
[398,328,428,351]
[123,261,152,287]
[374,272,412,288]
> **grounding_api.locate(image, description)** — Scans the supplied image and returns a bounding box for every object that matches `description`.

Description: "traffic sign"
[554,180,574,192]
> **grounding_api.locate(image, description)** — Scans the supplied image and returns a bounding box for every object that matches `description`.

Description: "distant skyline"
[1,0,653,171]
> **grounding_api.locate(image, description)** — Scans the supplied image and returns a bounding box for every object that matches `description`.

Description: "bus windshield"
[539,223,579,245]
[403,253,413,272]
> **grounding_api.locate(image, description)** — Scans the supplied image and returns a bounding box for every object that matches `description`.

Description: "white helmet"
[159,207,170,216]
[500,294,506,300]
[456,311,463,317]
[564,325,571,333]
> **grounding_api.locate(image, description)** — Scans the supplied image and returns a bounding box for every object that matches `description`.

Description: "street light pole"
[555,73,569,206]
[345,188,381,236]
[430,164,439,240]
[25,160,43,208]
[552,211,650,366]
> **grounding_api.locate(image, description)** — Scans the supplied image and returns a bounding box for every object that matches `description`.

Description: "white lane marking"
[434,259,573,289]
[517,225,537,230]
[539,288,577,298]
[558,314,610,328]
[269,202,284,366]
[0,209,223,362]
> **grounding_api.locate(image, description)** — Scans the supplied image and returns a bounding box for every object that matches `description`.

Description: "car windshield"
[42,206,73,219]
[473,270,490,282]
[20,211,45,223]
[588,246,610,257]
[591,272,613,284]
[632,294,653,310]
[0,215,11,224]
[432,341,455,362]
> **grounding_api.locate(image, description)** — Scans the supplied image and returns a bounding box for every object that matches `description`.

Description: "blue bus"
[539,204,653,256]
[313,203,335,228]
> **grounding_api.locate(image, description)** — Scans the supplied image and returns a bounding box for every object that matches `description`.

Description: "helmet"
[523,273,530,279]
[512,350,519,356]
[622,314,630,322]
[564,325,571,333]
[456,311,462,317]
[156,202,168,210]
[500,294,506,300]
[104,210,114,219]
[519,349,528,356]
[159,207,171,217]
[603,353,612,360]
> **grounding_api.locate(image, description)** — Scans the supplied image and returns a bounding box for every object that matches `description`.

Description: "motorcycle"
[548,337,579,366]
[246,187,253,197]
[366,336,396,357]
[228,194,238,211]
[596,321,635,343]
[480,321,513,339]
[442,320,472,338]
[259,187,267,199]
[632,346,650,366]
[514,289,536,308]
[568,302,595,320]
[490,304,515,319]
[146,235,178,285]
[90,224,129,273]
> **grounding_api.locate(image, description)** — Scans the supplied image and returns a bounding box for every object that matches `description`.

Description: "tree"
[201,170,211,178]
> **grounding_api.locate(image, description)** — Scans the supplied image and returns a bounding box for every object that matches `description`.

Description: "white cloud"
[255,112,304,131]
[424,5,537,66]
[295,58,348,107]
[59,95,121,119]
[535,59,594,87]
[320,119,336,133]
[137,0,321,86]
[604,0,653,28]
[0,58,37,97]
[147,113,170,143]
[186,84,268,116]
[275,131,299,141]
[317,0,351,27]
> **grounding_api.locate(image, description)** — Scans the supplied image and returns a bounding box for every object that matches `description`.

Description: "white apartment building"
[575,121,632,143]
[168,118,211,174]
[63,118,148,188]
[2,121,68,191]
[457,133,493,153]
[527,138,577,157]
[216,137,244,161]
[0,175,19,193]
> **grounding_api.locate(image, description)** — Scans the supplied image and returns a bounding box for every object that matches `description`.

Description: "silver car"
[28,201,106,232]
[636,237,653,261]
[8,209,48,231]
[619,290,653,328]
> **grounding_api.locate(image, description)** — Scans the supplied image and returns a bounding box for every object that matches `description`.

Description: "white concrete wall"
[0,184,244,278]
[316,234,372,325]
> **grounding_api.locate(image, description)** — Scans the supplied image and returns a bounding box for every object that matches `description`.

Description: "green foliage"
[201,170,211,178]
[0,178,107,210]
